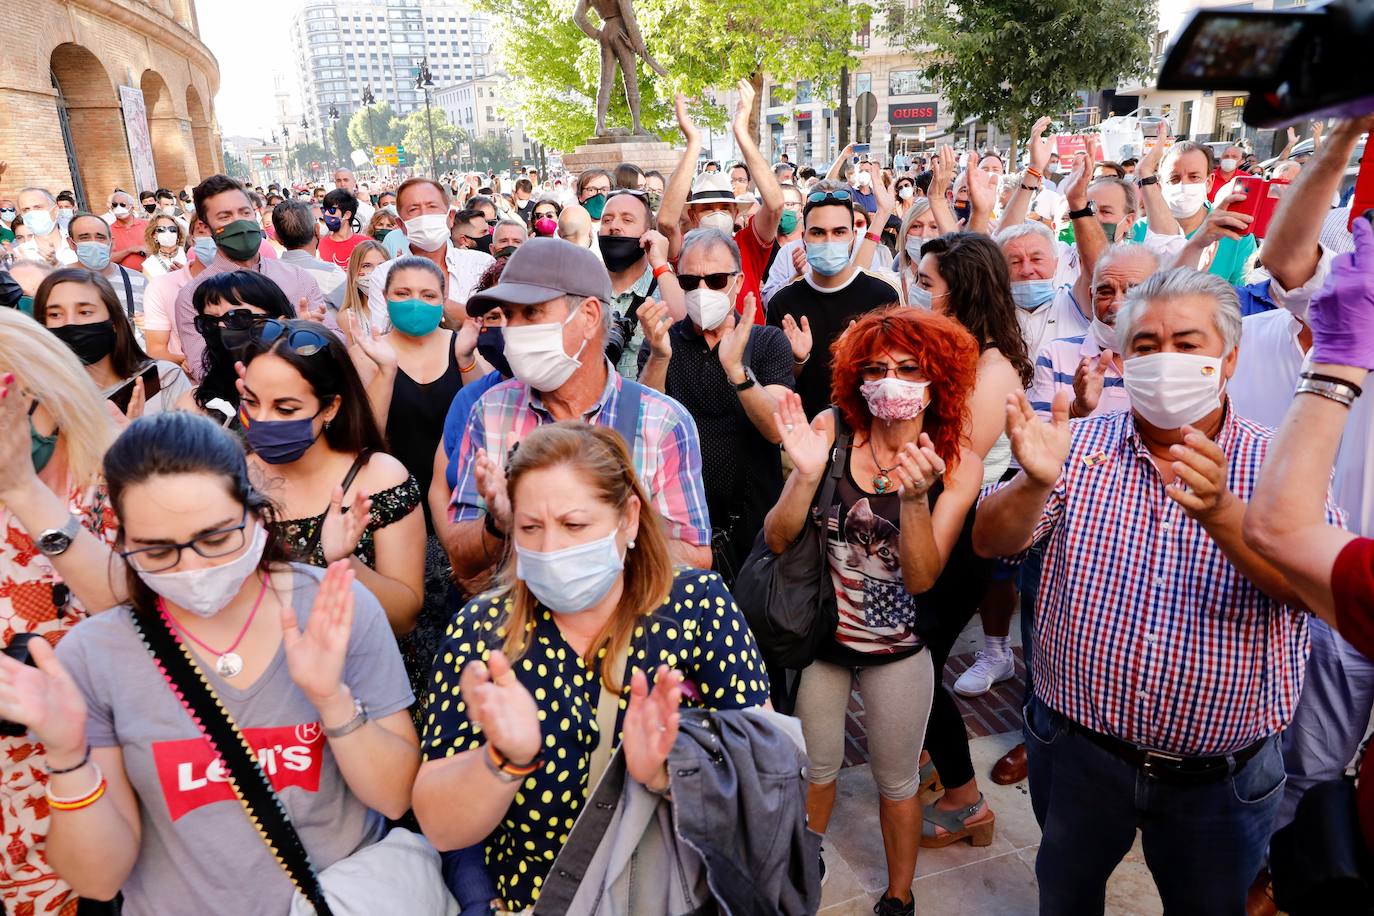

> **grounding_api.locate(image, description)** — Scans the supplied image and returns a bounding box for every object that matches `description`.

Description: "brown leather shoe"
[1245,868,1276,916]
[991,742,1027,785]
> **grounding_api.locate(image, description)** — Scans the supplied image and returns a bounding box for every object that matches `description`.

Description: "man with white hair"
[14,188,77,265]
[974,267,1342,914]
[994,220,1091,360]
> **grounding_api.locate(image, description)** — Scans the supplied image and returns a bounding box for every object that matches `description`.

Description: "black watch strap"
[733,368,757,392]
[1067,205,1095,220]
[483,512,506,540]
[1135,175,1159,187]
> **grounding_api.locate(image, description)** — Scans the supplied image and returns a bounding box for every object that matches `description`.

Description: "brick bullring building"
[2,0,222,210]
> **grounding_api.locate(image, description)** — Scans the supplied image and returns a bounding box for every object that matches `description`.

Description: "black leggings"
[921,593,983,789]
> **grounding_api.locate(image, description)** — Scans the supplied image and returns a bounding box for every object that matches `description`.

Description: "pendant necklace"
[159,575,268,678]
[868,437,899,494]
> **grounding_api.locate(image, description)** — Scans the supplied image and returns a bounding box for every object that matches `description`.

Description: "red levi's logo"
[152,723,326,821]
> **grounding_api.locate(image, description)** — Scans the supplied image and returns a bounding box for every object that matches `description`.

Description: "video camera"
[1157,0,1374,127]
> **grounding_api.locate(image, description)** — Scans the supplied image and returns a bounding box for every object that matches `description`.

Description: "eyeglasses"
[253,319,332,356]
[807,190,852,204]
[120,510,250,573]
[859,363,925,382]
[677,272,737,292]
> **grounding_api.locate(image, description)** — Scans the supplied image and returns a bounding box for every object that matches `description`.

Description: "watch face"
[38,532,72,555]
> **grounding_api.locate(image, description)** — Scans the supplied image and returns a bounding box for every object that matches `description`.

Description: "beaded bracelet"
[46,745,90,775]
[47,762,106,812]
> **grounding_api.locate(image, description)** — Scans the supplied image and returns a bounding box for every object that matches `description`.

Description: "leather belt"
[1069,721,1268,785]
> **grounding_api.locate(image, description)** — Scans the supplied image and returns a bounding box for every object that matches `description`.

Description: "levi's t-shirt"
[57,563,414,915]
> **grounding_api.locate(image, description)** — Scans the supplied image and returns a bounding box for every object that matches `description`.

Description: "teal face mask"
[778,209,799,235]
[17,295,33,316]
[582,193,607,220]
[30,415,57,473]
[387,298,444,337]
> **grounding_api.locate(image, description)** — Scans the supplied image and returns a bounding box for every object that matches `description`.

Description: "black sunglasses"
[677,272,737,292]
[807,190,852,204]
[253,319,331,356]
[195,309,269,351]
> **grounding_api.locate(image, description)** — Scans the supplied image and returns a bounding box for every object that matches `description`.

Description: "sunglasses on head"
[677,272,736,292]
[807,190,852,204]
[254,319,332,356]
[609,188,649,200]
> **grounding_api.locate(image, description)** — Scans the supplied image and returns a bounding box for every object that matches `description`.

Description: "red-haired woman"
[762,305,984,916]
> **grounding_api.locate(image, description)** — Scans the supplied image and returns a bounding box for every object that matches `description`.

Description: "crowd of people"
[0,100,1371,916]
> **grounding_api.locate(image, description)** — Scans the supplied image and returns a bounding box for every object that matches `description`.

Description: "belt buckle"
[1141,749,1186,779]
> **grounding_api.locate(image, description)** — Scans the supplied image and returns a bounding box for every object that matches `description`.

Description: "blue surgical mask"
[515,528,625,614]
[903,238,923,264]
[192,236,219,264]
[22,209,55,237]
[56,210,74,232]
[806,241,851,277]
[75,241,112,271]
[242,411,322,464]
[908,285,934,309]
[1010,279,1056,311]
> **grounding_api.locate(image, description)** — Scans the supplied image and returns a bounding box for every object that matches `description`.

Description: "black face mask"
[597,234,644,272]
[471,233,492,254]
[143,203,157,214]
[51,320,117,366]
[476,326,512,378]
[953,203,972,224]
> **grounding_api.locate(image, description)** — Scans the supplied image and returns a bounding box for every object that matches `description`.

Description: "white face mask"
[155,228,179,246]
[698,211,735,235]
[516,528,625,614]
[898,186,914,201]
[135,524,268,618]
[356,272,372,295]
[1162,181,1208,219]
[1122,351,1225,430]
[112,204,130,218]
[404,212,451,251]
[1219,158,1238,173]
[502,305,587,391]
[861,377,929,421]
[1088,315,1117,352]
[684,286,734,330]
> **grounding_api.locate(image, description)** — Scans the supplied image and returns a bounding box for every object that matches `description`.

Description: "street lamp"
[281,123,293,182]
[361,86,380,151]
[328,105,340,162]
[416,59,437,179]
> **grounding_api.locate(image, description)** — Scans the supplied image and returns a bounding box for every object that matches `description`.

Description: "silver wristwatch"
[37,515,82,557]
[323,697,369,739]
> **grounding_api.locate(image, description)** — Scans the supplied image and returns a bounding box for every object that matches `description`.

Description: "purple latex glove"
[1309,216,1374,369]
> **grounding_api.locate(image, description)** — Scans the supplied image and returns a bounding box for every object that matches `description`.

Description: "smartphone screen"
[107,364,163,413]
[852,143,871,164]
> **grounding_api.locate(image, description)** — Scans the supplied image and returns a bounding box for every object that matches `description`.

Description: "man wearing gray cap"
[444,237,713,581]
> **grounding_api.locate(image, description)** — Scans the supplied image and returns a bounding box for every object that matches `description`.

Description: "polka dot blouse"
[421,568,770,910]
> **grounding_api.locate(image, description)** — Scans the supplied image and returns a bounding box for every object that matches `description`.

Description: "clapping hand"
[928,145,956,199]
[621,666,682,793]
[638,298,674,361]
[346,311,398,373]
[1138,123,1170,180]
[0,374,40,496]
[1006,389,1071,487]
[455,316,482,366]
[461,650,542,765]
[283,560,355,706]
[788,244,808,278]
[732,80,756,138]
[1061,151,1092,211]
[1027,117,1054,176]
[0,636,88,766]
[319,484,372,564]
[892,433,945,503]
[296,296,328,324]
[1072,349,1115,417]
[718,294,757,378]
[1165,427,1234,522]
[966,162,997,214]
[773,391,829,478]
[780,313,812,363]
[867,162,896,214]
[474,447,512,533]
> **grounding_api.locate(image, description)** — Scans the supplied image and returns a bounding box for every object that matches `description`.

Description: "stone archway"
[140,69,192,190]
[49,44,130,209]
[185,86,216,183]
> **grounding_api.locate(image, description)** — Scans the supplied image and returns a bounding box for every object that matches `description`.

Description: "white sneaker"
[953,650,1015,697]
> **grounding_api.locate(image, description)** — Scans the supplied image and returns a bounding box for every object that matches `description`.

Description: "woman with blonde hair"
[894,197,940,305]
[0,309,125,916]
[339,237,389,337]
[140,214,187,279]
[413,421,769,913]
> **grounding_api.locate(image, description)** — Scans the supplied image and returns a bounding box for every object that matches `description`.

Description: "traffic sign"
[397,145,408,165]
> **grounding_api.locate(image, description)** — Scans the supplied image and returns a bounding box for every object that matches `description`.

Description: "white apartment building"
[434,65,535,166]
[291,0,490,152]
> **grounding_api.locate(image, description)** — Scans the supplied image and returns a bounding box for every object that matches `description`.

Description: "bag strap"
[303,451,372,560]
[129,605,334,915]
[612,379,643,457]
[587,646,630,791]
[812,408,851,523]
[118,266,136,318]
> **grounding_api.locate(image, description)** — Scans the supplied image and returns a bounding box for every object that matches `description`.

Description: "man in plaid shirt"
[445,237,712,585]
[975,267,1345,914]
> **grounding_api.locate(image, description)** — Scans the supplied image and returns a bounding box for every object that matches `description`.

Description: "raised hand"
[867,162,895,214]
[717,294,757,378]
[1006,389,1071,487]
[892,433,945,503]
[1027,116,1054,175]
[1062,151,1092,210]
[461,650,542,764]
[1072,349,1114,417]
[346,311,398,373]
[0,637,88,765]
[638,298,674,361]
[1165,426,1235,522]
[319,484,373,564]
[732,80,756,137]
[474,447,512,533]
[283,560,356,705]
[674,94,700,147]
[773,391,829,477]
[640,229,670,269]
[455,316,482,365]
[0,373,41,496]
[928,145,956,199]
[1309,217,1374,369]
[780,313,812,363]
[1138,123,1170,179]
[966,163,996,213]
[620,666,682,792]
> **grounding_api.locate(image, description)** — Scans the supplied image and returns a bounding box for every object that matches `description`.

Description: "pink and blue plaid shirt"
[449,363,711,546]
[988,404,1345,756]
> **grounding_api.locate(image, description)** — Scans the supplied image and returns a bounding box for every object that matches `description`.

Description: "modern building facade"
[1,0,223,209]
[433,62,535,167]
[292,0,490,153]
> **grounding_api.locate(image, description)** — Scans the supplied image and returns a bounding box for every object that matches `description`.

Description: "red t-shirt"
[1331,537,1374,851]
[111,217,149,270]
[319,233,366,270]
[734,215,772,325]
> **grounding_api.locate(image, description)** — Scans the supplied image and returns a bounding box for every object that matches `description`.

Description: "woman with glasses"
[0,410,422,913]
[181,271,297,426]
[763,306,984,916]
[0,311,125,916]
[529,197,562,237]
[34,267,192,419]
[239,317,426,638]
[140,214,187,280]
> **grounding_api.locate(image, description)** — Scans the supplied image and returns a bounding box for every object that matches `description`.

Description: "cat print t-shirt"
[821,449,928,666]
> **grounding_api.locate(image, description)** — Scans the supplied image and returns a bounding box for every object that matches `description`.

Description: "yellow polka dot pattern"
[420,569,770,911]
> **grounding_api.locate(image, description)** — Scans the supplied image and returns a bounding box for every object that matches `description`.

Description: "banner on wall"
[119,86,158,193]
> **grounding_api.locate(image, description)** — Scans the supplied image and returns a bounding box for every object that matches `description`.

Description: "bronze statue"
[573,0,667,137]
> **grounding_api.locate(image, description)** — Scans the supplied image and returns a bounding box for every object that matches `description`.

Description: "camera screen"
[1173,14,1307,83]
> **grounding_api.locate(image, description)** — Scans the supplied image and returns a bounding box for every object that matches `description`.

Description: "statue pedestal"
[562,137,682,173]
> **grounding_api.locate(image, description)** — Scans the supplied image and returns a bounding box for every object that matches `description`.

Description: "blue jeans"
[1017,545,1044,700]
[1024,696,1285,916]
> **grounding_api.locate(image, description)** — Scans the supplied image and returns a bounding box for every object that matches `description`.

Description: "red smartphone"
[1224,175,1287,237]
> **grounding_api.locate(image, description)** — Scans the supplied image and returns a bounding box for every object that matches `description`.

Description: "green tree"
[401,107,463,171]
[881,0,1154,150]
[224,149,250,181]
[475,0,867,151]
[347,102,405,152]
[466,134,515,173]
[291,141,331,175]
[331,118,353,163]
